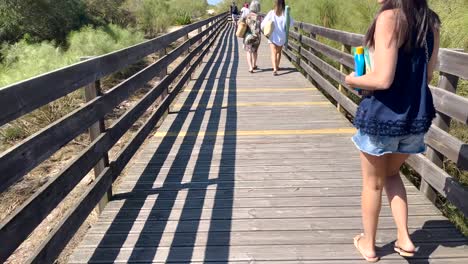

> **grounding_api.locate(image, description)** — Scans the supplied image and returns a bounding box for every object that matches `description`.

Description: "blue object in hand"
[354,46,365,92]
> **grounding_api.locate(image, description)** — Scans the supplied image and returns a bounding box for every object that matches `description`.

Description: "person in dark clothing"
[230,2,239,26]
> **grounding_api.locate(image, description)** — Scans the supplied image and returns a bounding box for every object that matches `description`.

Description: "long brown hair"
[364,0,440,51]
[274,0,286,16]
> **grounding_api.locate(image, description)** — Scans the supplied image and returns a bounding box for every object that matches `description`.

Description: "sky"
[208,0,222,5]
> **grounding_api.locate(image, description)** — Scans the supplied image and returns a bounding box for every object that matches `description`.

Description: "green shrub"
[174,11,192,25]
[0,25,144,87]
[124,0,173,38]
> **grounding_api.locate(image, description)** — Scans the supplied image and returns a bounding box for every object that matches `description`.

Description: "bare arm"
[345,10,399,90]
[427,27,440,83]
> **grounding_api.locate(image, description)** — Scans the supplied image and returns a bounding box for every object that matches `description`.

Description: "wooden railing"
[284,21,468,218]
[0,13,227,263]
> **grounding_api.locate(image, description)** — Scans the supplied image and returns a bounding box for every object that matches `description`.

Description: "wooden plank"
[289,29,301,41]
[98,205,441,222]
[301,34,354,68]
[406,154,468,217]
[299,60,357,115]
[438,49,468,80]
[68,259,468,264]
[0,13,227,127]
[0,19,221,194]
[430,85,468,125]
[89,215,451,233]
[68,242,468,263]
[111,186,422,201]
[117,179,413,191]
[104,195,433,210]
[301,22,364,47]
[426,125,468,170]
[77,228,466,248]
[300,47,359,95]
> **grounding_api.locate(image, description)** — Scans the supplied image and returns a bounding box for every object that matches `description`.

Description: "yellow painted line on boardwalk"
[172,101,329,108]
[183,88,317,93]
[155,128,356,137]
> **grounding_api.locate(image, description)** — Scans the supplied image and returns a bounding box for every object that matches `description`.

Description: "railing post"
[423,71,459,202]
[80,57,111,214]
[338,44,351,112]
[158,48,167,79]
[198,27,203,46]
[156,48,169,106]
[305,31,318,86]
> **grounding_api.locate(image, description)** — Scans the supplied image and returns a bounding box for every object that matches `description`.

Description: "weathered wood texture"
[290,21,468,216]
[70,25,468,263]
[0,14,227,264]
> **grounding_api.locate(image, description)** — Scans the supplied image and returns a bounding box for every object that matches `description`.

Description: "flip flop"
[394,242,416,257]
[353,234,380,263]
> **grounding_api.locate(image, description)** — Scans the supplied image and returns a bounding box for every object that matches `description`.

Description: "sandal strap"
[354,234,379,261]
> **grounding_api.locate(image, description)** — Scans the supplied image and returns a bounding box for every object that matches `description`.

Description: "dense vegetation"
[0,0,209,87]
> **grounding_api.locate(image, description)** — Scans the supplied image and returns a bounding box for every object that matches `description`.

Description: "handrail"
[0,13,228,263]
[286,21,468,217]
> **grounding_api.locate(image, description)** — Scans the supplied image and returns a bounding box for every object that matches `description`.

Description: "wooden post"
[306,32,318,86]
[184,33,190,54]
[158,48,167,79]
[184,34,191,71]
[155,49,168,106]
[197,27,203,45]
[423,71,459,202]
[337,44,351,112]
[80,57,111,214]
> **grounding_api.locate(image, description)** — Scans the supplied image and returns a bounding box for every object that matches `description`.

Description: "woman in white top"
[240,3,250,18]
[261,0,293,75]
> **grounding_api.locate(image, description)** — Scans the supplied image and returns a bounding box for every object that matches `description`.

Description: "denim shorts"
[351,130,426,156]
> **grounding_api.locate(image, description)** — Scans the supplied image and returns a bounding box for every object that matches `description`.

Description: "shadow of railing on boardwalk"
[88,25,235,263]
[377,220,468,264]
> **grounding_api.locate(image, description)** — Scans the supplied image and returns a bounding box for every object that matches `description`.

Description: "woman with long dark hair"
[261,0,293,76]
[345,0,440,262]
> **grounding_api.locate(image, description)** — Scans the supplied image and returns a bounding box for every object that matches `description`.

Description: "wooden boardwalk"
[69,25,468,263]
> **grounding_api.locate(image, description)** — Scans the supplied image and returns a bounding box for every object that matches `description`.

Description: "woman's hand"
[345,71,355,87]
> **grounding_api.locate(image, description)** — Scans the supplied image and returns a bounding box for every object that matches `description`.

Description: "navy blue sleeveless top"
[354,31,436,137]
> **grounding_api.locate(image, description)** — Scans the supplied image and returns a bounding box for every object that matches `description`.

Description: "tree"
[83,0,135,27]
[0,0,87,44]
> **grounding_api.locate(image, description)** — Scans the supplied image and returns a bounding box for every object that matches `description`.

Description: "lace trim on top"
[354,114,434,136]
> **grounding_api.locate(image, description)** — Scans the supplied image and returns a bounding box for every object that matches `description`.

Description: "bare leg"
[270,44,278,73]
[385,153,415,252]
[246,51,253,71]
[253,51,258,68]
[276,46,283,70]
[359,152,387,258]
